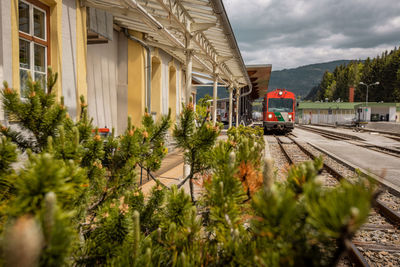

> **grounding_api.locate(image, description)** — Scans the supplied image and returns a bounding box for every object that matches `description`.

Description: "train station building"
[0,0,252,133]
[297,102,400,125]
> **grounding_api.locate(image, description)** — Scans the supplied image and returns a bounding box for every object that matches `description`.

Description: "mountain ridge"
[268,60,352,98]
[195,60,353,101]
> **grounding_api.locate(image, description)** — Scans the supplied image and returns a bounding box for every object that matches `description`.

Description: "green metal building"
[297,102,399,125]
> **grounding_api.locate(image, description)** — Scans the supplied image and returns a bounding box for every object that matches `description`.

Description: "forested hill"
[269,60,352,98]
[306,46,400,102]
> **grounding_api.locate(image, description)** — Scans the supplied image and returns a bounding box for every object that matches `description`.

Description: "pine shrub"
[0,71,376,266]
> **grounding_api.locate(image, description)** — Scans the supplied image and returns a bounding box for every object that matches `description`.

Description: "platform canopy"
[246,64,272,99]
[82,0,251,89]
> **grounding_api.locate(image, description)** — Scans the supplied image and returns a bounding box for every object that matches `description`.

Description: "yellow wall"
[168,64,176,122]
[151,55,162,119]
[127,31,146,126]
[11,0,18,89]
[76,0,87,114]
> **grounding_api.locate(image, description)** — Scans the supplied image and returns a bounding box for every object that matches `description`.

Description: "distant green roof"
[298,102,399,110]
[297,102,361,110]
[356,102,398,107]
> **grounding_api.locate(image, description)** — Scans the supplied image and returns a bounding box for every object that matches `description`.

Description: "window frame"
[18,0,50,93]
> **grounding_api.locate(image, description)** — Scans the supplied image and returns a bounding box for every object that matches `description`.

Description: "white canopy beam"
[155,0,236,85]
[83,0,251,98]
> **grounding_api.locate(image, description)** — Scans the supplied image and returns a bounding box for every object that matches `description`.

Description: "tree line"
[306,46,400,102]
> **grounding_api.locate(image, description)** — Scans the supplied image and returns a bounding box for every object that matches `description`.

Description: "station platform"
[140,150,184,195]
[139,150,203,198]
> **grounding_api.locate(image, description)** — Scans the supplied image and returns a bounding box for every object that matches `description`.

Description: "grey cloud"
[223,0,400,69]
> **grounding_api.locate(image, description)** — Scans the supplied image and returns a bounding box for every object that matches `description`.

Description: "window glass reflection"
[268,98,294,112]
[19,2,30,34]
[34,8,45,39]
[20,69,29,95]
[19,39,30,69]
[34,44,45,72]
[34,72,46,90]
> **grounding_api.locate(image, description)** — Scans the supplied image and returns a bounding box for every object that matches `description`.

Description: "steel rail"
[298,125,400,159]
[347,242,371,267]
[288,135,400,226]
[287,134,370,266]
[285,134,400,266]
[355,127,400,138]
[274,135,295,165]
[305,141,400,197]
[287,135,344,179]
[289,134,400,264]
[374,200,400,227]
[297,125,364,141]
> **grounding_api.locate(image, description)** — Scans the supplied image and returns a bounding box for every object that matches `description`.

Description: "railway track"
[350,127,400,142]
[271,134,400,266]
[307,124,400,142]
[297,125,400,159]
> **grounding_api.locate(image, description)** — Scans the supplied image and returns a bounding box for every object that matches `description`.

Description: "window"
[18,0,49,94]
[267,98,294,112]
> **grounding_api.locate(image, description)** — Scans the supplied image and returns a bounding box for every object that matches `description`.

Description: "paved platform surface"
[365,122,400,133]
[293,127,400,190]
[139,150,203,199]
[140,150,184,195]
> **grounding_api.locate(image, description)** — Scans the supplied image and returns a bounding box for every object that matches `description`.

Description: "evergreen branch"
[87,187,111,213]
[149,112,171,144]
[200,111,210,128]
[0,127,36,151]
[137,163,169,189]
[177,172,193,189]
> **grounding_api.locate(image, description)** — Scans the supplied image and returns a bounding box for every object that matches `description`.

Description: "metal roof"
[82,0,251,89]
[298,102,400,110]
[297,102,362,110]
[357,102,398,107]
[246,64,272,99]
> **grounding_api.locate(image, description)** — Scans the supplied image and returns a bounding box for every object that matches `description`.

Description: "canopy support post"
[236,88,240,126]
[212,66,219,125]
[228,85,234,128]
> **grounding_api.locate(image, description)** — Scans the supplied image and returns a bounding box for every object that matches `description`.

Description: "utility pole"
[359,81,379,121]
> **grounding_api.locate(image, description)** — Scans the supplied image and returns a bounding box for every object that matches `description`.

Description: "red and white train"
[263,88,296,133]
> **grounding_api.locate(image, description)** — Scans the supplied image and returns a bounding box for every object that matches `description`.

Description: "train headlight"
[288,114,292,119]
[268,114,273,119]
[278,91,283,96]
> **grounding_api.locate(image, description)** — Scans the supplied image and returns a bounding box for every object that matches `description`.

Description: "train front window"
[268,98,293,112]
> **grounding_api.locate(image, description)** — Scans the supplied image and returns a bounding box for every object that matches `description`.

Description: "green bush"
[0,72,376,266]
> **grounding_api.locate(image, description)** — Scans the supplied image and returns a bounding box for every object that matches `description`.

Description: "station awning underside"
[246,64,272,99]
[82,0,251,88]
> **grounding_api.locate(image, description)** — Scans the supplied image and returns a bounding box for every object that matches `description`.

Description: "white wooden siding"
[0,0,12,121]
[87,30,119,132]
[62,0,77,118]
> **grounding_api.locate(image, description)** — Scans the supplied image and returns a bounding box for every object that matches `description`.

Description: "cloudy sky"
[223,0,400,70]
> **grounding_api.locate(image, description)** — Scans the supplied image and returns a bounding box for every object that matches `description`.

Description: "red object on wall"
[349,87,354,102]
